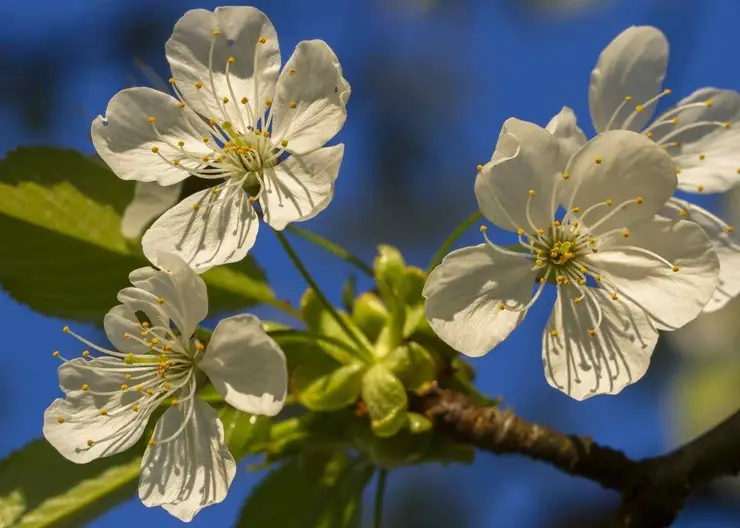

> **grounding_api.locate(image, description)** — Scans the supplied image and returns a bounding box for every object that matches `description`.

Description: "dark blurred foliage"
[384,475,474,528]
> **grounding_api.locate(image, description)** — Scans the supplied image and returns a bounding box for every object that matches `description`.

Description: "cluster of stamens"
[52,305,205,452]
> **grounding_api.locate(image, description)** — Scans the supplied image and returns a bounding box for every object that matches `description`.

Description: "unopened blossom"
[424,119,719,400]
[43,253,288,521]
[547,25,740,312]
[92,6,350,272]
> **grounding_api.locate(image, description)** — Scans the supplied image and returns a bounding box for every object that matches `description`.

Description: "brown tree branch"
[409,386,740,528]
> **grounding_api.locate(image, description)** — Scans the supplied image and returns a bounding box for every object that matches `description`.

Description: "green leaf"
[361,365,408,437]
[382,342,437,391]
[294,361,366,411]
[0,147,273,324]
[219,407,273,459]
[351,292,388,344]
[236,454,374,528]
[0,437,142,528]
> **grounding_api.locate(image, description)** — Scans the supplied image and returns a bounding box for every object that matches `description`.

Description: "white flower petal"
[423,244,536,357]
[57,357,133,395]
[44,389,151,464]
[474,118,563,233]
[545,106,588,165]
[563,130,676,234]
[654,88,740,194]
[142,187,258,274]
[104,305,151,355]
[589,26,669,133]
[165,7,280,129]
[271,40,350,155]
[661,198,740,313]
[199,314,287,416]
[91,87,212,185]
[139,398,236,522]
[122,182,183,239]
[543,286,658,400]
[585,216,719,330]
[260,144,344,231]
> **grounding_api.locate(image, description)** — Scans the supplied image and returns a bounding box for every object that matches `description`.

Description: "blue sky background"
[2,0,740,526]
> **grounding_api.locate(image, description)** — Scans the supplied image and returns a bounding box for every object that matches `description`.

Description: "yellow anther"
[209,118,216,126]
[605,199,613,206]
[595,157,603,164]
[82,350,90,358]
[222,96,229,104]
[120,384,128,391]
[736,168,740,174]
[53,351,60,358]
[164,382,172,390]
[148,439,156,446]
[227,56,235,64]
[593,274,601,281]
[539,277,546,284]
[621,229,630,238]
[563,171,570,180]
[87,440,95,447]
[212,29,220,36]
[168,77,176,84]
[635,105,645,112]
[612,293,619,300]
[571,207,580,213]
[588,238,596,244]
[148,116,156,123]
[550,330,559,337]
[663,89,672,95]
[556,275,565,283]
[289,68,296,75]
[592,248,600,253]
[553,220,561,227]
[175,141,184,149]
[635,196,644,204]
[479,225,488,233]
[588,329,597,337]
[201,136,210,143]
[241,96,249,104]
[290,100,297,109]
[498,303,505,310]
[100,409,108,416]
[173,160,180,168]
[698,154,706,161]
[517,228,525,235]
[646,131,653,139]
[579,266,587,273]
[81,384,89,391]
[57,417,64,424]
[672,117,679,125]
[281,139,288,147]
[151,338,159,345]
[202,155,210,163]
[192,203,200,211]
[697,185,704,192]
[195,81,203,89]
[527,189,536,197]
[157,297,165,304]
[259,36,267,44]
[477,164,483,171]
[263,130,270,137]
[728,226,735,233]
[624,96,632,102]
[679,209,688,217]
[574,296,583,304]
[706,100,713,107]
[248,196,257,204]
[578,279,586,286]
[177,102,185,109]
[195,342,205,351]
[132,404,141,412]
[724,121,732,128]
[535,260,544,267]
[63,326,70,333]
[536,229,545,235]
[265,98,273,106]
[672,265,680,272]
[171,398,179,406]
[146,389,154,395]
[151,146,159,154]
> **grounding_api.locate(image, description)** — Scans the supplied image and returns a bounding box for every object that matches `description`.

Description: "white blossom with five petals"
[43,253,288,521]
[92,6,350,272]
[423,119,719,400]
[547,25,740,312]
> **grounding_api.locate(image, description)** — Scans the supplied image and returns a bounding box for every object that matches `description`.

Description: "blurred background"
[2,0,740,526]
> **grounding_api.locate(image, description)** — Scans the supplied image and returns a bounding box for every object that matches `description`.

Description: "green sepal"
[406,412,433,434]
[361,364,408,437]
[351,292,388,344]
[293,361,366,411]
[382,342,437,391]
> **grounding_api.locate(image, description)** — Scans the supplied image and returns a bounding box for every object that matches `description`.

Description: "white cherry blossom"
[43,253,288,521]
[548,25,740,312]
[423,119,719,400]
[92,6,350,272]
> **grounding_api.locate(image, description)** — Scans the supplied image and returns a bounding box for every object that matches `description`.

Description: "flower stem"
[427,210,483,273]
[274,231,373,361]
[286,225,374,277]
[373,469,388,528]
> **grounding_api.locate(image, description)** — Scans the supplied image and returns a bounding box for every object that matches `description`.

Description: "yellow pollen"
[169,77,176,84]
[664,89,672,95]
[248,196,257,204]
[202,136,210,143]
[539,278,546,284]
[87,440,95,447]
[81,350,90,358]
[536,229,545,236]
[517,228,525,235]
[151,146,159,153]
[202,156,210,163]
[81,384,89,391]
[52,350,60,358]
[535,260,544,267]
[222,96,229,104]
[63,326,70,333]
[635,105,645,112]
[265,98,273,106]
[724,121,732,128]
[672,265,680,272]
[612,293,618,300]
[698,154,706,160]
[588,329,597,337]
[148,439,156,446]
[178,140,185,147]
[477,164,483,171]
[574,296,583,304]
[672,141,680,147]
[281,139,289,147]
[100,409,108,416]
[593,274,601,281]
[157,297,165,304]
[595,157,603,164]
[147,116,156,123]
[728,226,735,233]
[164,382,172,390]
[622,229,630,238]
[195,342,205,351]
[140,331,147,337]
[528,189,535,197]
[563,171,570,180]
[192,203,200,211]
[120,384,128,391]
[209,118,217,126]
[479,225,488,233]
[550,330,559,337]
[290,68,296,75]
[228,56,235,64]
[146,389,154,396]
[675,168,682,175]
[646,131,653,139]
[177,102,185,109]
[592,248,600,253]
[605,199,613,207]
[498,303,505,310]
[134,384,142,392]
[195,81,203,89]
[572,207,580,213]
[290,101,297,109]
[578,279,586,286]
[579,266,587,273]
[679,209,688,217]
[697,185,704,192]
[624,96,632,102]
[636,196,644,204]
[212,29,220,36]
[132,404,140,412]
[706,100,713,107]
[259,36,267,44]
[553,220,561,227]
[263,131,270,137]
[737,168,740,174]
[57,417,65,423]
[171,398,179,406]
[672,117,679,125]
